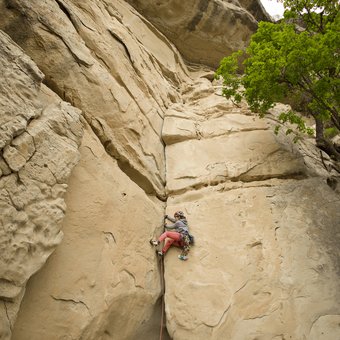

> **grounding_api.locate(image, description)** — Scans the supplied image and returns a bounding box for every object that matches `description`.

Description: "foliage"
[215,0,340,159]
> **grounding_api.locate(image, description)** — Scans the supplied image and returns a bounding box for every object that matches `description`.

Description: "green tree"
[216,0,340,161]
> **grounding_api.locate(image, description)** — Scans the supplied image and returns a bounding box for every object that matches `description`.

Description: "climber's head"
[174,211,185,219]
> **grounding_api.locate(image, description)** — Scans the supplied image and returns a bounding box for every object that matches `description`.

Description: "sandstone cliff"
[125,0,268,67]
[0,1,339,340]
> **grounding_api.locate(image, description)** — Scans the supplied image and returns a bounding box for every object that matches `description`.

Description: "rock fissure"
[88,116,166,200]
[51,295,91,313]
[107,30,132,65]
[244,305,280,320]
[38,23,92,68]
[208,303,231,329]
[0,1,339,339]
[3,301,12,331]
[54,0,73,24]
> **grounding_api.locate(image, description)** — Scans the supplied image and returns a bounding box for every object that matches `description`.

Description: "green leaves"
[278,110,314,135]
[215,0,339,150]
[215,51,244,105]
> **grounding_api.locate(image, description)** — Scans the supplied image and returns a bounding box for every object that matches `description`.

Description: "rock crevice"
[0,1,339,340]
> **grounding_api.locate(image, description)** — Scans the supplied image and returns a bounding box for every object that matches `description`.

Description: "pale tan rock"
[164,178,340,340]
[0,31,43,150]
[164,84,306,194]
[0,0,192,199]
[310,315,340,340]
[0,30,83,339]
[0,1,338,339]
[163,78,269,146]
[125,0,265,67]
[161,79,340,339]
[12,125,165,340]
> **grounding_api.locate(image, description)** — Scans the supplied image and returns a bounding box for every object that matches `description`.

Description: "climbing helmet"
[174,211,185,218]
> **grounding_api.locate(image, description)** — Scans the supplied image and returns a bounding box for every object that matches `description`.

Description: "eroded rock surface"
[0,0,339,340]
[11,125,165,340]
[162,77,340,339]
[0,0,191,199]
[125,0,265,67]
[0,30,83,339]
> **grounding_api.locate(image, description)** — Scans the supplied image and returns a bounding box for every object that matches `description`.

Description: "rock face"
[11,125,165,340]
[0,0,339,340]
[125,0,265,67]
[0,30,83,339]
[238,0,271,22]
[162,78,340,339]
[0,0,191,200]
[0,0,181,338]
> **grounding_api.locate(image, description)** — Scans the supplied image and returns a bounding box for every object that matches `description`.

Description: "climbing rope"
[159,256,165,340]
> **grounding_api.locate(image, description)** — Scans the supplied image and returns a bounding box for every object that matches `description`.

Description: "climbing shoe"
[150,240,159,246]
[157,251,164,257]
[178,255,188,261]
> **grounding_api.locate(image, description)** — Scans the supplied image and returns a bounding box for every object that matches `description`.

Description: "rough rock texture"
[125,0,264,68]
[0,0,339,339]
[162,77,340,339]
[0,0,186,338]
[0,0,191,200]
[11,124,165,340]
[0,30,83,340]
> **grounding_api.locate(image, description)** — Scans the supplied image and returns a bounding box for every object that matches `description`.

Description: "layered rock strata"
[0,0,189,338]
[162,77,340,339]
[0,0,191,200]
[0,0,339,339]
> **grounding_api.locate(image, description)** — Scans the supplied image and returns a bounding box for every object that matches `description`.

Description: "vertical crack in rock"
[54,0,72,22]
[89,116,166,201]
[107,30,132,64]
[3,301,12,331]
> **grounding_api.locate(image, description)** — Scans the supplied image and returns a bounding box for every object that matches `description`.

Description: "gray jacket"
[165,216,189,234]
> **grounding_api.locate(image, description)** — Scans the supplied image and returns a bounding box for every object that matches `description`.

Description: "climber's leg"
[158,231,181,254]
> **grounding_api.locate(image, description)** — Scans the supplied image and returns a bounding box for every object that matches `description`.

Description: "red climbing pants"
[158,231,183,254]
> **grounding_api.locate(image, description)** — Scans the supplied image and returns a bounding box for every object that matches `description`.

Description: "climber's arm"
[165,215,176,223]
[164,223,176,230]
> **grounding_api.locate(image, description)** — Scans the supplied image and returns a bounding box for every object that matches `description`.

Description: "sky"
[260,0,285,18]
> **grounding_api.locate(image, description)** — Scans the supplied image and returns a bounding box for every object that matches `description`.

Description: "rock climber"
[150,211,191,261]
